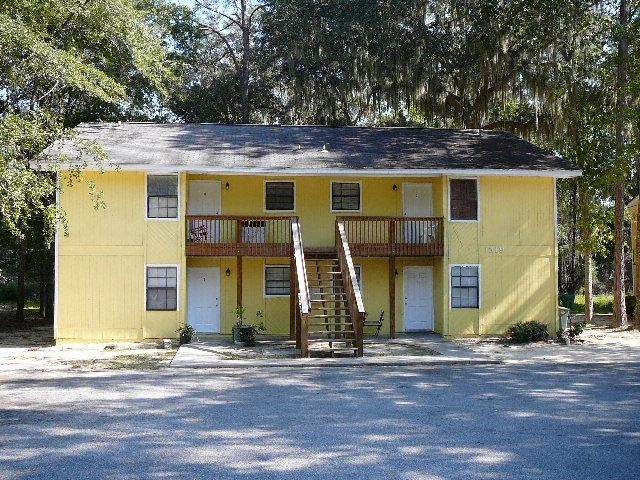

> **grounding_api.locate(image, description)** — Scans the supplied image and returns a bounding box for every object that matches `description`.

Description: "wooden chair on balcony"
[189,224,207,243]
[363,310,384,337]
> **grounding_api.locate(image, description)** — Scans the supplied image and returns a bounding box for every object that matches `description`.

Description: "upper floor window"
[450,265,479,308]
[450,178,478,221]
[331,181,361,211]
[146,266,178,311]
[265,181,295,211]
[148,174,178,219]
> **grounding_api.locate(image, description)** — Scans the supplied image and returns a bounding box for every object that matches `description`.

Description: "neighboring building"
[51,123,580,354]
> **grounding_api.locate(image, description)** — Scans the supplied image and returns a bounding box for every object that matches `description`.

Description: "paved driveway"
[1,357,639,479]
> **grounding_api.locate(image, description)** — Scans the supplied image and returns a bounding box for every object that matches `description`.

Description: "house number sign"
[485,246,505,254]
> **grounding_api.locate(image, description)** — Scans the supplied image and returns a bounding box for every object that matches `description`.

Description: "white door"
[187,267,220,333]
[403,183,434,243]
[188,180,221,215]
[188,181,221,242]
[404,266,434,331]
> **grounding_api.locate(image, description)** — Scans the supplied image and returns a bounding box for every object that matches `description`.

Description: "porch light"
[225,268,231,276]
[225,182,230,190]
[392,184,398,191]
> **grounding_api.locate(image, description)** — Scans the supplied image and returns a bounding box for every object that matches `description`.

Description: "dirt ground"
[1,305,640,370]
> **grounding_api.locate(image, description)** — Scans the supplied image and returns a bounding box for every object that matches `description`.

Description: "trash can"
[558,306,570,331]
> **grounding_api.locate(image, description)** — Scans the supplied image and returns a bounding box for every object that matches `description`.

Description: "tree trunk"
[612,0,629,329]
[635,202,640,329]
[241,0,250,124]
[584,251,593,324]
[613,179,627,328]
[16,247,25,323]
[46,245,55,323]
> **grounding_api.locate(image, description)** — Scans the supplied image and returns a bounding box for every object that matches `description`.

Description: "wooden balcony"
[186,215,444,258]
[338,216,444,257]
[186,216,294,256]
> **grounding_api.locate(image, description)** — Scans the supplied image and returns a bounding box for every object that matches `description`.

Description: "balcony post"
[389,256,396,339]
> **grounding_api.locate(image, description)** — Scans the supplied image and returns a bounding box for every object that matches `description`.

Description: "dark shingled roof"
[54,122,580,177]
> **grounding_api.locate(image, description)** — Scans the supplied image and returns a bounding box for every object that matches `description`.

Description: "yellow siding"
[443,176,558,336]
[57,171,185,343]
[57,170,558,341]
[56,254,144,341]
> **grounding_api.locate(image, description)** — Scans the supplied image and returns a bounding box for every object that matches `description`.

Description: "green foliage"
[176,323,196,337]
[572,294,615,314]
[558,321,585,343]
[507,321,550,344]
[0,281,39,303]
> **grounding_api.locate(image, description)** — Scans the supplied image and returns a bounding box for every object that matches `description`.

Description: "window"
[265,181,294,211]
[147,175,178,218]
[331,181,361,211]
[146,266,178,310]
[450,265,479,308]
[450,178,478,221]
[265,266,290,296]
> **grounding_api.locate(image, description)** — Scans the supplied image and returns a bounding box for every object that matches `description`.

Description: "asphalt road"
[1,362,639,480]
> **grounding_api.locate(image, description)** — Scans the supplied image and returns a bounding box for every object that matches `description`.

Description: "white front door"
[188,180,221,242]
[187,267,220,333]
[403,183,434,243]
[404,266,434,331]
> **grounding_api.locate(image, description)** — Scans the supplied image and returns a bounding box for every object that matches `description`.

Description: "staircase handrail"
[291,219,310,315]
[291,218,310,356]
[336,219,365,356]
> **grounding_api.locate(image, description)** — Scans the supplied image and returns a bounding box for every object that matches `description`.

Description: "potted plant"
[176,323,196,345]
[232,306,266,346]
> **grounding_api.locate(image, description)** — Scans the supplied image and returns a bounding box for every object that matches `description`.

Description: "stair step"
[308,323,354,328]
[307,338,355,343]
[309,314,351,318]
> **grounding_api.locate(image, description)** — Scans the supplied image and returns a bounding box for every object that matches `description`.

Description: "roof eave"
[82,164,581,178]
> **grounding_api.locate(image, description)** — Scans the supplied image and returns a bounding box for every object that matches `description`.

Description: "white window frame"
[449,264,481,309]
[145,264,180,311]
[264,180,296,212]
[448,177,479,223]
[330,180,362,212]
[146,173,180,220]
[264,265,291,297]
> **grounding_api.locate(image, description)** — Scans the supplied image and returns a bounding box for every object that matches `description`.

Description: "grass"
[70,351,176,370]
[572,294,613,313]
[571,293,636,315]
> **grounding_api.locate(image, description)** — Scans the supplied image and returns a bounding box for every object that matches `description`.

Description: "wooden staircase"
[305,252,358,357]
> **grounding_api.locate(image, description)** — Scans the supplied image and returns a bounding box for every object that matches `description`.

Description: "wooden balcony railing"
[337,216,444,257]
[186,215,293,256]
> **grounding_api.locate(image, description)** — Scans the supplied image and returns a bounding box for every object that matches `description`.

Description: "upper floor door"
[188,180,221,242]
[188,180,221,215]
[403,183,434,243]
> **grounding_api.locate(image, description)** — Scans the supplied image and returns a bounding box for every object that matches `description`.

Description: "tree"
[0,0,172,321]
[195,0,266,123]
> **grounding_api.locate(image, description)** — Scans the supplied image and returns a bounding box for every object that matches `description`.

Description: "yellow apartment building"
[52,123,580,356]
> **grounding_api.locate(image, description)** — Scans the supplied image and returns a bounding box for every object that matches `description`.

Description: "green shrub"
[0,281,40,303]
[507,321,550,344]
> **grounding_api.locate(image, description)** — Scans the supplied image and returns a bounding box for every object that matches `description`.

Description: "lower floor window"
[147,266,178,310]
[265,265,290,296]
[450,265,479,308]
